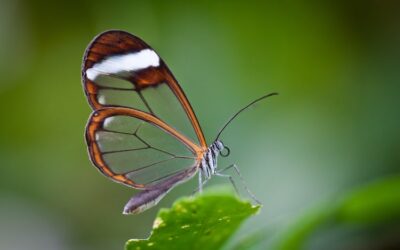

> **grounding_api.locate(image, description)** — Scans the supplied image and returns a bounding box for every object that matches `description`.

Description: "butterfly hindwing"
[86,107,201,188]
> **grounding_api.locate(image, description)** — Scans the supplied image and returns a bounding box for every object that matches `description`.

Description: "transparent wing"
[82,30,207,148]
[86,108,200,188]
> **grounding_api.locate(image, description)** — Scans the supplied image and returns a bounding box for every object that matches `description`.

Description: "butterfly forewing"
[82,30,207,148]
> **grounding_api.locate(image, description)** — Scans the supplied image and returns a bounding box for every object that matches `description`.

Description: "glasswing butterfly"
[82,30,277,214]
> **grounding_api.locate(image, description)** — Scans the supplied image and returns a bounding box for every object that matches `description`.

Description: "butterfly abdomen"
[123,168,197,214]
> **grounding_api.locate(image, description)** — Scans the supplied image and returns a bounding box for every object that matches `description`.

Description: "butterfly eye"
[215,140,224,150]
[220,145,230,157]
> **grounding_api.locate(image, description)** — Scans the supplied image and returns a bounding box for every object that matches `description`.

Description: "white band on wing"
[86,49,160,81]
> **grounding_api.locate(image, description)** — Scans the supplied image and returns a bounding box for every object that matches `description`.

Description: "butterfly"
[82,30,277,214]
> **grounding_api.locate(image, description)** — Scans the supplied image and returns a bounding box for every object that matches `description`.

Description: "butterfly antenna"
[215,92,278,141]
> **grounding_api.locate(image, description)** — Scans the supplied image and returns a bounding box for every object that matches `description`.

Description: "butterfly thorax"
[199,140,225,180]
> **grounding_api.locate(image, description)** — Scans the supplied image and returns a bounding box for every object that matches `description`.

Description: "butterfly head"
[213,140,230,157]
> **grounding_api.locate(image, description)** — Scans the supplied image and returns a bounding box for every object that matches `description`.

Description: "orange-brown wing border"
[85,106,204,189]
[82,30,207,148]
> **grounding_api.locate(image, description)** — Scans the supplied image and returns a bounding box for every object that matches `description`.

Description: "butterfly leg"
[214,172,240,195]
[191,171,209,196]
[216,164,262,205]
[198,169,203,193]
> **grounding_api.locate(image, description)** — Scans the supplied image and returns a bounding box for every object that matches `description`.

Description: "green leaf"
[125,189,260,250]
[274,176,400,250]
[337,176,400,224]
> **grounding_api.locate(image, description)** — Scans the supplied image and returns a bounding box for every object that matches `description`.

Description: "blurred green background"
[1,0,399,249]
